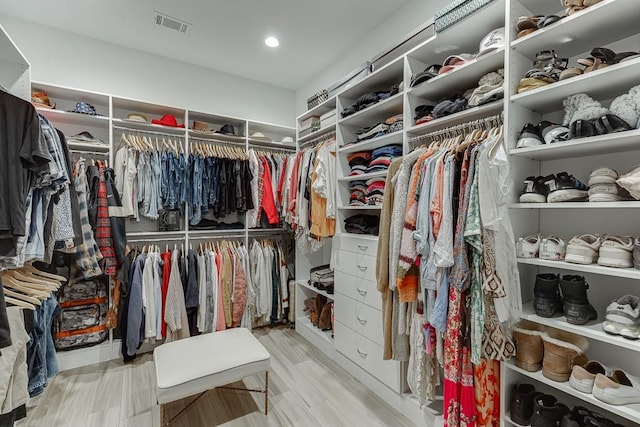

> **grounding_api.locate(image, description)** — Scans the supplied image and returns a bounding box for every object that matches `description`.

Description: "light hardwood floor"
[18,326,417,427]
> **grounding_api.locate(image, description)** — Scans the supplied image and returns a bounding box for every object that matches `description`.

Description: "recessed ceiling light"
[265,36,279,48]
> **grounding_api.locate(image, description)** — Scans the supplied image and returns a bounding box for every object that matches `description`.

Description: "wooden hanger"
[23,264,67,282]
[4,296,35,310]
[4,270,55,291]
[2,276,51,299]
[3,287,42,306]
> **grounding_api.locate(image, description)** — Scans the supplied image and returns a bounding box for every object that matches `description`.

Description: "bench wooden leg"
[265,371,269,416]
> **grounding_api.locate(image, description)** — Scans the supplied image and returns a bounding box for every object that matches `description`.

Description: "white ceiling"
[1,0,413,89]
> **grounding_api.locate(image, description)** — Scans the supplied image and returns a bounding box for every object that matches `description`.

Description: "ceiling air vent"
[153,11,192,34]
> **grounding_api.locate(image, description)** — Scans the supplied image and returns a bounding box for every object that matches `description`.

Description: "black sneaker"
[516,123,544,148]
[546,172,589,203]
[520,176,549,203]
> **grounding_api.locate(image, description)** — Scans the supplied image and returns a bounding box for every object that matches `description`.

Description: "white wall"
[0,14,296,127]
[295,0,447,115]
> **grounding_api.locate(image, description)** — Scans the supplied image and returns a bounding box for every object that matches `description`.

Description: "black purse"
[158,209,181,231]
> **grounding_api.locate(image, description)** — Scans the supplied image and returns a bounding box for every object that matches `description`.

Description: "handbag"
[158,209,181,231]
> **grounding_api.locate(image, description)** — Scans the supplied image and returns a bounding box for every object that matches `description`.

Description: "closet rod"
[113,125,186,139]
[299,131,336,148]
[127,237,186,244]
[70,149,109,157]
[248,143,296,152]
[190,136,244,145]
[188,234,245,241]
[409,112,503,146]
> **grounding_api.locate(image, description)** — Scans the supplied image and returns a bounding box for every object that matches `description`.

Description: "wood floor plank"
[18,326,415,427]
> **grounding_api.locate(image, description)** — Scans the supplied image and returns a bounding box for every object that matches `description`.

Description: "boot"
[319,303,332,330]
[531,394,569,427]
[560,275,597,325]
[534,274,563,318]
[314,295,327,327]
[542,328,589,382]
[510,383,539,425]
[513,320,546,372]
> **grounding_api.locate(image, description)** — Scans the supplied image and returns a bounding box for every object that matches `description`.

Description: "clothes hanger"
[2,276,51,298]
[4,270,56,291]
[23,264,67,282]
[4,296,36,310]
[3,287,42,306]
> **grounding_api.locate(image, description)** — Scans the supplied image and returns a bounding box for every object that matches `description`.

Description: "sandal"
[538,15,563,28]
[591,47,616,65]
[518,78,550,94]
[584,0,602,6]
[595,114,634,135]
[614,51,640,63]
[516,16,542,32]
[578,57,608,73]
[517,28,537,39]
[560,67,583,80]
[569,119,597,139]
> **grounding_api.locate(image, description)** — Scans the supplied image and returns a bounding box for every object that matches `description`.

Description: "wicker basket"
[307,89,329,110]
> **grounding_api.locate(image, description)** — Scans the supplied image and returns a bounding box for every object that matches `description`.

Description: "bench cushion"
[154,328,270,404]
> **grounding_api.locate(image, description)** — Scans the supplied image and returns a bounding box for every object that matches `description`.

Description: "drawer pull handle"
[357,316,368,325]
[357,288,368,296]
[357,265,368,271]
[357,348,368,358]
[357,244,368,251]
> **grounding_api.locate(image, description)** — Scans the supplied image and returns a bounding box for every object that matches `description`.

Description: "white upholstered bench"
[154,328,271,426]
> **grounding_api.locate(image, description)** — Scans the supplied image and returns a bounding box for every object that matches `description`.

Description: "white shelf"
[296,316,333,344]
[37,108,110,128]
[188,229,245,236]
[127,231,186,238]
[338,92,404,127]
[406,101,503,136]
[510,57,640,112]
[297,96,336,122]
[338,130,403,154]
[112,118,187,135]
[517,258,640,280]
[504,362,640,424]
[510,0,640,58]
[247,138,296,151]
[409,49,504,101]
[509,202,640,209]
[67,141,110,152]
[510,129,640,161]
[520,302,640,353]
[338,56,403,100]
[296,279,334,301]
[298,123,336,144]
[338,170,388,182]
[504,414,528,427]
[338,205,382,211]
[334,232,379,242]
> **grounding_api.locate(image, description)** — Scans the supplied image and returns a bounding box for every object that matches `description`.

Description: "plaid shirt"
[95,166,116,275]
[72,160,103,279]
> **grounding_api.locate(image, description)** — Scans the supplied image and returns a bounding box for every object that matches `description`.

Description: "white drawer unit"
[333,234,378,257]
[333,250,377,282]
[334,321,400,391]
[334,292,383,346]
[335,270,382,311]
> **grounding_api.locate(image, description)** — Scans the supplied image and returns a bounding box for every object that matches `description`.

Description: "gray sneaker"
[603,294,640,339]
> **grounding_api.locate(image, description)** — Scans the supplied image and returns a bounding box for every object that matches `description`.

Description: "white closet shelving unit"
[295,0,640,424]
[31,81,296,371]
[294,1,506,424]
[504,0,640,425]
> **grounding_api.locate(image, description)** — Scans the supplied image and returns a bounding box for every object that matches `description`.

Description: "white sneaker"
[539,235,566,261]
[598,235,634,268]
[589,167,618,185]
[593,370,640,405]
[603,294,640,339]
[565,234,601,265]
[570,360,611,394]
[617,165,640,200]
[516,235,540,258]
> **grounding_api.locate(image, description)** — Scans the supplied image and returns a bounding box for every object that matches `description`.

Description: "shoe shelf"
[505,361,640,424]
[338,130,403,154]
[511,57,640,112]
[408,48,505,101]
[504,413,528,427]
[338,170,388,182]
[520,302,640,353]
[516,258,640,280]
[296,315,333,344]
[510,0,640,58]
[337,205,382,211]
[509,202,640,209]
[298,123,336,144]
[37,108,110,128]
[296,279,334,301]
[406,101,503,136]
[338,92,404,127]
[112,118,187,136]
[509,129,640,161]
